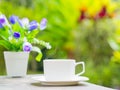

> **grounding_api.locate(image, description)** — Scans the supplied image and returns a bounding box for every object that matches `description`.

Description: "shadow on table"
[31,82,87,87]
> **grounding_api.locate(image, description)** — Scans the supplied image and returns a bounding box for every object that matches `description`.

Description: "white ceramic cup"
[43,59,85,81]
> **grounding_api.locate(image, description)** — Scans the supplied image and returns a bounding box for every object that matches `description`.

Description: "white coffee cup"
[43,59,85,81]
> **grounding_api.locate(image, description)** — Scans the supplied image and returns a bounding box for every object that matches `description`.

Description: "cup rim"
[44,59,76,61]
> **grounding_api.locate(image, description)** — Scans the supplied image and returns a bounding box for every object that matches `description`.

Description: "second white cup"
[43,59,85,81]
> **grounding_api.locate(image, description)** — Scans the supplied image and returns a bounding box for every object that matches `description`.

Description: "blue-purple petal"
[29,21,38,31]
[0,18,5,24]
[0,14,8,26]
[23,42,32,52]
[0,23,3,28]
[29,21,37,25]
[9,15,18,24]
[13,32,20,39]
[18,19,24,27]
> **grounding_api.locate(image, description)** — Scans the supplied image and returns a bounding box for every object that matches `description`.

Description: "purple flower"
[29,21,38,31]
[40,18,47,30]
[0,18,5,24]
[9,15,23,28]
[23,42,32,52]
[13,32,20,39]
[9,15,18,24]
[0,14,9,26]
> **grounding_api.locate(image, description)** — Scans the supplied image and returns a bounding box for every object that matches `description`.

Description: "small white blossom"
[45,42,51,49]
[33,38,39,44]
[8,36,13,41]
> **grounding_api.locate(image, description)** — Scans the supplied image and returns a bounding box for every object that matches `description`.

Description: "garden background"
[0,0,120,89]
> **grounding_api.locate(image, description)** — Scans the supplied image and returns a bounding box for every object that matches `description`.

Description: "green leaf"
[27,30,39,39]
[0,28,9,41]
[32,46,42,62]
[36,53,42,62]
[0,40,12,50]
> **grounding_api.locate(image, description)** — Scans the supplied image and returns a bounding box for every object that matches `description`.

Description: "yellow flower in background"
[113,51,120,60]
[111,51,120,63]
[77,0,117,22]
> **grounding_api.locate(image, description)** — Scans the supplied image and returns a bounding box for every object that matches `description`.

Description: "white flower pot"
[4,51,29,77]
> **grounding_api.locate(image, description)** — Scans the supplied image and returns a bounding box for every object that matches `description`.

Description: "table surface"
[0,74,116,90]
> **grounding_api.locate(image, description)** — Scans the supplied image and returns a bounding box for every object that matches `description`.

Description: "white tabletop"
[0,74,116,90]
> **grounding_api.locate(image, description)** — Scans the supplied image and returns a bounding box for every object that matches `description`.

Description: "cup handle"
[75,62,85,76]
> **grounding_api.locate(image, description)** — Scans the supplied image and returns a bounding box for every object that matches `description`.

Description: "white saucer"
[32,76,89,86]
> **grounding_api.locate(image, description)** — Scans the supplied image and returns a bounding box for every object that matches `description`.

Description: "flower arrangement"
[0,12,51,61]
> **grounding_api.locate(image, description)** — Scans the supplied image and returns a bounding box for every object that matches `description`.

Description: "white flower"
[40,18,47,30]
[45,42,51,49]
[21,17,29,28]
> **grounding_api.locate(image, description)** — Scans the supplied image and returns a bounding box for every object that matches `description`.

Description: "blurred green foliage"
[0,0,120,89]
